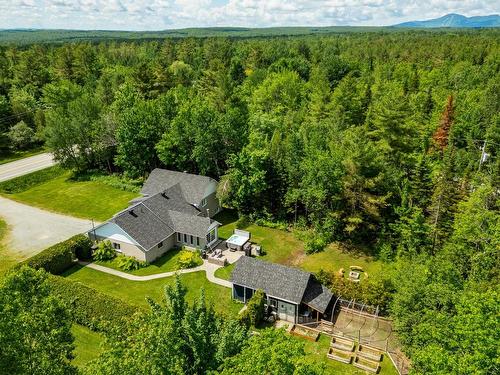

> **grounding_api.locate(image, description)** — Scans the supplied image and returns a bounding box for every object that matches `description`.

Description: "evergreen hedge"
[48,275,141,332]
[19,234,92,274]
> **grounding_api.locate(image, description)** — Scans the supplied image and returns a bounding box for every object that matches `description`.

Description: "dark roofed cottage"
[231,256,334,324]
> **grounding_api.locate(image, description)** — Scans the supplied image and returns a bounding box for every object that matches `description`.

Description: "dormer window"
[201,197,207,207]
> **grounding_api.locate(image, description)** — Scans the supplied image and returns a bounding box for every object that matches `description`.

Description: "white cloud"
[0,0,497,30]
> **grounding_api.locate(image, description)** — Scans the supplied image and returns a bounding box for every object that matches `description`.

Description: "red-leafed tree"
[433,95,454,151]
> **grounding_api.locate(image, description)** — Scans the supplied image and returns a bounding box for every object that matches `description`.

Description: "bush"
[116,255,146,271]
[19,234,91,275]
[304,235,327,254]
[73,234,93,261]
[8,120,37,150]
[0,166,65,194]
[72,171,142,193]
[176,250,203,270]
[47,274,140,332]
[235,215,250,229]
[239,289,265,327]
[254,218,288,231]
[315,269,394,313]
[93,240,116,261]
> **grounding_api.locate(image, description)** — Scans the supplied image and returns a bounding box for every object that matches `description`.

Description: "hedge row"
[19,234,92,274]
[48,274,141,332]
[0,165,65,194]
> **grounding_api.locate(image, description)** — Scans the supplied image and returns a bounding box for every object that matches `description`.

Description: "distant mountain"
[393,13,500,28]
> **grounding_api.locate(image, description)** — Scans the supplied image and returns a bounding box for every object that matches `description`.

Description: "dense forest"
[0,30,498,374]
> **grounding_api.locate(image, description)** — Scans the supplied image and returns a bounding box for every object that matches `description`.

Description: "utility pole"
[478,140,488,171]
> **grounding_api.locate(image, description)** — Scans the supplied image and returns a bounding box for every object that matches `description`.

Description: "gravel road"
[0,153,55,182]
[0,196,94,258]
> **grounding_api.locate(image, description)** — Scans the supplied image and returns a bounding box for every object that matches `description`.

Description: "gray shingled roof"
[167,211,217,238]
[302,279,334,313]
[111,204,173,250]
[141,168,216,204]
[143,187,200,222]
[230,257,311,304]
[111,185,220,249]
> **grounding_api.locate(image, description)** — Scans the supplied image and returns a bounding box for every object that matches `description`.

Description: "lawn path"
[79,260,233,288]
[0,196,94,257]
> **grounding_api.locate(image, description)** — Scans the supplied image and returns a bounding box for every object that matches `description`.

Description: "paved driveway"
[0,196,94,258]
[0,153,55,182]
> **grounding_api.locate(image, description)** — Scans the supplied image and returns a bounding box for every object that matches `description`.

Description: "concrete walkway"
[0,153,55,182]
[0,196,93,258]
[79,259,233,288]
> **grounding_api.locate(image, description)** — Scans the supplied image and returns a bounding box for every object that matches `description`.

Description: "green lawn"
[5,171,137,221]
[215,210,385,278]
[299,243,384,278]
[0,218,18,274]
[63,265,241,317]
[216,211,305,265]
[95,248,203,276]
[298,334,398,375]
[71,324,104,367]
[214,262,235,281]
[0,147,45,165]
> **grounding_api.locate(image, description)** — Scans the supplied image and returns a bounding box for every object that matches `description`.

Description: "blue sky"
[1,1,498,30]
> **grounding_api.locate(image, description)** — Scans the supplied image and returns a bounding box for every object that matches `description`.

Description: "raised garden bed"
[330,335,355,351]
[327,347,353,364]
[357,344,383,361]
[353,356,381,373]
[320,319,334,335]
[290,324,320,342]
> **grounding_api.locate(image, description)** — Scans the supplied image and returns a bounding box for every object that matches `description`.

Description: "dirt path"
[0,196,94,259]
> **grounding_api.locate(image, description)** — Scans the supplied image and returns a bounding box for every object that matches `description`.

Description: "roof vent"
[129,210,138,218]
[161,192,169,199]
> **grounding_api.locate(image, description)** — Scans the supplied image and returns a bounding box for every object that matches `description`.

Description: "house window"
[158,241,163,248]
[201,197,207,206]
[184,234,187,243]
[206,228,216,243]
[190,235,193,244]
[112,242,121,250]
[177,233,181,242]
[196,237,200,246]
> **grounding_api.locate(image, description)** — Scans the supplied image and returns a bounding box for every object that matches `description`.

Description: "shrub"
[8,120,37,150]
[304,235,327,254]
[19,234,90,275]
[315,269,394,314]
[254,218,288,231]
[71,171,142,193]
[47,274,140,332]
[73,234,93,261]
[0,166,65,194]
[93,240,116,261]
[176,250,203,270]
[239,289,265,327]
[116,255,147,271]
[235,215,250,229]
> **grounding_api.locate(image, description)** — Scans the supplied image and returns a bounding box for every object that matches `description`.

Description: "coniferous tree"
[433,95,454,152]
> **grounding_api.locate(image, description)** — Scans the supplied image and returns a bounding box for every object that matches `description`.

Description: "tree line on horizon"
[0,32,498,374]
